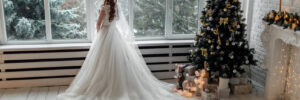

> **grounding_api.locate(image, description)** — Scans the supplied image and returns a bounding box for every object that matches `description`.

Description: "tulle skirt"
[57,22,195,100]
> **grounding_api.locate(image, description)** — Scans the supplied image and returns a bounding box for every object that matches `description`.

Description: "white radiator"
[0,42,192,88]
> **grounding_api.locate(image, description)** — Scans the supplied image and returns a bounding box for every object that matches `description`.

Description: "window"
[0,0,89,44]
[133,0,166,37]
[3,0,46,41]
[50,0,87,40]
[172,0,198,35]
[0,0,208,44]
[84,0,204,40]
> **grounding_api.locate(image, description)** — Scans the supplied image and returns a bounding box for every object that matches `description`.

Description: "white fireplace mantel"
[261,23,300,100]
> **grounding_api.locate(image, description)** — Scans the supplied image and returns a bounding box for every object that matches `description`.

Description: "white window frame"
[0,0,251,45]
[0,0,92,45]
[0,0,7,44]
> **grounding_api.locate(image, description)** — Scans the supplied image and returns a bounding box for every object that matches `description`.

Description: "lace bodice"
[102,5,119,26]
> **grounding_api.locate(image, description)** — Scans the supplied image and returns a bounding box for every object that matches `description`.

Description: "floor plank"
[46,87,59,100]
[11,88,31,100]
[0,89,6,99]
[0,86,264,100]
[27,87,40,100]
[0,88,17,100]
[35,87,49,100]
[58,86,68,94]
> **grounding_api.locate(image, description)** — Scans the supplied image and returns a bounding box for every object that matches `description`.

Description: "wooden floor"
[0,86,264,100]
[0,86,67,100]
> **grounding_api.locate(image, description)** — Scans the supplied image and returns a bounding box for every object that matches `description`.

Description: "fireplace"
[261,23,300,100]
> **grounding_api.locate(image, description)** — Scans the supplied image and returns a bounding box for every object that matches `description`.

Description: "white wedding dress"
[58,3,194,100]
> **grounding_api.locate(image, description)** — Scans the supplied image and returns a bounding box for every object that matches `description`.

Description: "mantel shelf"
[262,22,300,48]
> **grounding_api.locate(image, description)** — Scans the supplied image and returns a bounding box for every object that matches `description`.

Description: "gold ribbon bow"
[219,17,228,25]
[201,48,208,56]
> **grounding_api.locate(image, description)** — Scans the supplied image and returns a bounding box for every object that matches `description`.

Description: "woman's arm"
[96,8,106,32]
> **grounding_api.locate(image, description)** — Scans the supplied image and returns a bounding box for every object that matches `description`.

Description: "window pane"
[119,0,129,21]
[173,0,198,34]
[133,0,166,37]
[3,0,46,40]
[50,0,87,40]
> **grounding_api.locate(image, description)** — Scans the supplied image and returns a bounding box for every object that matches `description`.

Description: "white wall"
[249,0,300,95]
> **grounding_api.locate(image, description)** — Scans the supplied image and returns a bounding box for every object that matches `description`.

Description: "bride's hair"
[103,0,116,22]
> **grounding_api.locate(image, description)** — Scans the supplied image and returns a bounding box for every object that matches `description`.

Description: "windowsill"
[0,40,194,51]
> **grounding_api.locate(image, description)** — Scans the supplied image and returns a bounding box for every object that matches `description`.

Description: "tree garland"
[263,10,300,31]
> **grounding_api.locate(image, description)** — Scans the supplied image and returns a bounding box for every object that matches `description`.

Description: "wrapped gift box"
[204,84,218,93]
[218,88,230,98]
[201,89,218,100]
[230,84,252,95]
[239,77,248,85]
[201,83,218,100]
[229,78,240,85]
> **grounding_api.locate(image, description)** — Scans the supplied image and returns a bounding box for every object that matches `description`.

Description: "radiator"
[0,42,192,88]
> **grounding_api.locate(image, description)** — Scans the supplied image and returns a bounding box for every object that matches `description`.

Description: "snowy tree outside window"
[3,0,46,40]
[133,0,166,37]
[3,0,87,41]
[50,0,87,40]
[173,0,198,34]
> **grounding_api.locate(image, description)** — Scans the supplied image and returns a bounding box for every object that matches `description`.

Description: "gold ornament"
[289,17,293,23]
[210,45,214,49]
[224,8,227,12]
[210,52,215,55]
[206,9,213,17]
[268,12,275,19]
[218,36,221,45]
[208,40,212,44]
[229,27,235,33]
[200,33,205,37]
[213,29,219,35]
[294,18,298,22]
[232,21,238,27]
[292,23,298,30]
[226,3,231,8]
[275,14,281,22]
[204,23,209,26]
[219,17,229,25]
[226,41,230,46]
[284,13,289,19]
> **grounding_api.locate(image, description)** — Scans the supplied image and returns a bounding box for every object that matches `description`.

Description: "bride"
[58,0,194,100]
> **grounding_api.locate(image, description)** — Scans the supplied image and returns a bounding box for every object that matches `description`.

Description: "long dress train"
[57,4,194,100]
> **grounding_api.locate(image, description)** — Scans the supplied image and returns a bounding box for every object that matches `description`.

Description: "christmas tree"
[188,0,256,79]
[3,0,86,40]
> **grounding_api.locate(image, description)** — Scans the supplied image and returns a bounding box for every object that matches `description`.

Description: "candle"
[279,0,282,12]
